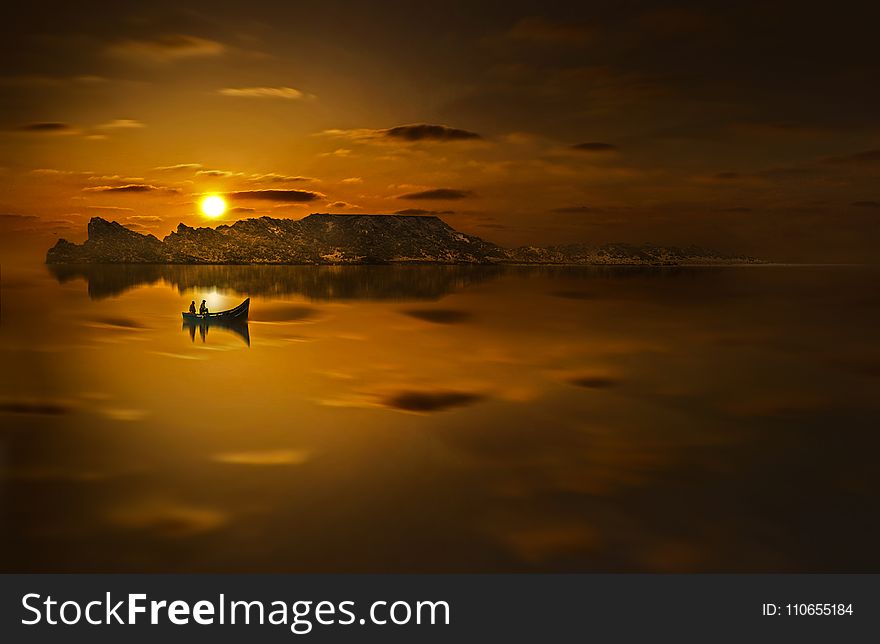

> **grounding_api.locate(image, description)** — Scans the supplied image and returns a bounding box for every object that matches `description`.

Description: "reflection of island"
[49,262,734,302]
[183,318,250,346]
[49,263,506,301]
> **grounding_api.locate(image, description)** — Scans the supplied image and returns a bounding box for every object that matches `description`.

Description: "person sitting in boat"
[189,301,196,315]
[199,300,209,316]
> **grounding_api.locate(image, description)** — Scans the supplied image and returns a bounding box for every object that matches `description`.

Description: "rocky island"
[46,214,759,265]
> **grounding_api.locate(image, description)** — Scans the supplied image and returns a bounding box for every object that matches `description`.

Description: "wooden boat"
[182,298,250,322]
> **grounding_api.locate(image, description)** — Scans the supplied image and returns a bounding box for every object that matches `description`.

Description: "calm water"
[1,263,878,572]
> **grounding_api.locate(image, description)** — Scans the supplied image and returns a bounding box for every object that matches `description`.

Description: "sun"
[200,195,227,218]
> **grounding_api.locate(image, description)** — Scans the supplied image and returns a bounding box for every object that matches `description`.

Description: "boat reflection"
[183,318,251,346]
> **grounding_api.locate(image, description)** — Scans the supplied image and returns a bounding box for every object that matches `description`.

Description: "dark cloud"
[196,169,238,177]
[550,290,596,300]
[824,149,880,165]
[228,189,324,202]
[16,122,73,133]
[714,172,744,180]
[506,17,593,45]
[0,213,38,221]
[384,124,482,142]
[549,205,597,214]
[381,390,486,413]
[230,206,256,213]
[323,124,481,143]
[402,309,472,324]
[83,184,179,193]
[398,188,473,200]
[851,201,880,208]
[571,142,617,152]
[393,209,455,215]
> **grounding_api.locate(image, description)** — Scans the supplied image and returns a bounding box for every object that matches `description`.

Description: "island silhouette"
[46,214,759,266]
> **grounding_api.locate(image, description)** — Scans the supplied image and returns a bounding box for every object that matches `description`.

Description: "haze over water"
[2,262,878,572]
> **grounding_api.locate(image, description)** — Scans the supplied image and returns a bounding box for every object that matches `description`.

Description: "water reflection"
[49,263,508,301]
[183,319,251,346]
[48,262,714,302]
[4,263,880,572]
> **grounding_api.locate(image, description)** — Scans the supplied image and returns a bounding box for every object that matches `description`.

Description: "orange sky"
[2,0,880,262]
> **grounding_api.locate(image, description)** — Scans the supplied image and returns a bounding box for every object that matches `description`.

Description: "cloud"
[322,123,482,144]
[83,184,180,193]
[571,142,617,152]
[87,175,145,183]
[0,74,107,87]
[0,213,39,221]
[384,124,482,142]
[125,215,163,223]
[16,122,75,133]
[31,168,90,175]
[393,209,455,215]
[398,188,474,200]
[318,148,352,157]
[549,205,598,214]
[341,177,363,184]
[228,189,324,202]
[506,17,593,45]
[84,205,135,212]
[218,86,314,99]
[109,34,225,62]
[328,201,360,209]
[154,163,202,172]
[98,119,145,129]
[824,149,880,165]
[196,169,243,178]
[851,201,880,208]
[248,173,317,183]
[230,206,256,213]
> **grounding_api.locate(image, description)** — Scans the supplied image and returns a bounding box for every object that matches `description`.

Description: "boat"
[182,298,250,346]
[182,298,250,322]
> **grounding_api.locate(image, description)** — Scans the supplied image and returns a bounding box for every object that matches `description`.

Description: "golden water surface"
[1,263,878,571]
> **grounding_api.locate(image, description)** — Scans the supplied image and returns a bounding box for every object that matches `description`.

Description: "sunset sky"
[2,0,879,261]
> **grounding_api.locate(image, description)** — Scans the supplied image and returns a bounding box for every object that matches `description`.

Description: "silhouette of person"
[199,299,208,315]
[189,300,196,315]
